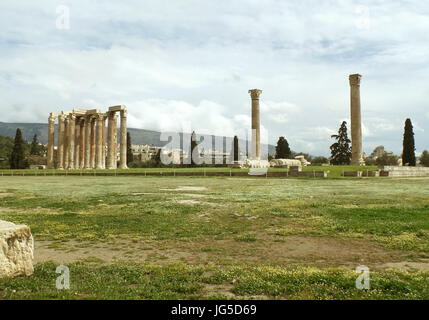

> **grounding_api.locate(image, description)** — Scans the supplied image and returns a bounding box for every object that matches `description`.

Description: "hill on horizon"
[0,122,276,155]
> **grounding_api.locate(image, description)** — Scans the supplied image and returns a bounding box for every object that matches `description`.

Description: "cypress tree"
[30,134,41,155]
[402,118,416,166]
[9,128,27,169]
[419,150,429,167]
[191,131,198,166]
[330,121,352,165]
[275,136,291,159]
[126,132,133,165]
[233,135,239,162]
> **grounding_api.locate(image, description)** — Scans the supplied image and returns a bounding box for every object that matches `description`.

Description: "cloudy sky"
[0,0,428,156]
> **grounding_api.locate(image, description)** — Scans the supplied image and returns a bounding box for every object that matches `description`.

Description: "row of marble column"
[47,107,128,170]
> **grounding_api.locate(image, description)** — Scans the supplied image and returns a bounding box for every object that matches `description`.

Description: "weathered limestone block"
[0,220,34,278]
[269,159,302,168]
[240,159,270,168]
[294,155,311,166]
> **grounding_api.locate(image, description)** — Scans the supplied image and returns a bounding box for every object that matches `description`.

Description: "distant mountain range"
[0,122,276,155]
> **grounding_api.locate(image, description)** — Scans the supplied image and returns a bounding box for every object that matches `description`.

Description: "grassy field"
[0,173,428,299]
[0,165,378,178]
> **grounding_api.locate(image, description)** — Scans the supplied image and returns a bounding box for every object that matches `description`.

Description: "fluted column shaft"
[95,114,103,169]
[79,119,85,169]
[68,114,76,169]
[84,116,91,169]
[101,115,107,169]
[107,112,117,169]
[58,115,65,170]
[119,110,127,169]
[349,74,364,166]
[248,89,262,160]
[47,114,55,169]
[64,117,70,169]
[90,117,96,168]
[74,117,80,168]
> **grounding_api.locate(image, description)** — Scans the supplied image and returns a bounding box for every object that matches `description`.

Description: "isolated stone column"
[79,118,85,169]
[349,74,364,165]
[47,113,56,169]
[68,114,76,170]
[90,117,96,168]
[63,116,70,169]
[107,112,117,169]
[84,116,91,169]
[248,89,262,160]
[95,113,103,169]
[119,109,127,169]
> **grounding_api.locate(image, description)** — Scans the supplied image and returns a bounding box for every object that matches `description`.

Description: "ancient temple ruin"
[46,105,128,169]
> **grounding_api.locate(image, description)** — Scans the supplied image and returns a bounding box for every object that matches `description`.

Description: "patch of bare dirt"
[33,236,429,271]
[175,199,202,205]
[182,193,207,198]
[160,186,208,191]
[0,193,14,197]
[131,192,156,196]
[378,260,429,271]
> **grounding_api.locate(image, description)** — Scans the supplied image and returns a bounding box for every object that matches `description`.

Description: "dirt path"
[34,235,429,271]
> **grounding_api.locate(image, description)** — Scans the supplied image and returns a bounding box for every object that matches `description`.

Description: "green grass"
[0,165,378,178]
[0,174,428,299]
[1,262,427,299]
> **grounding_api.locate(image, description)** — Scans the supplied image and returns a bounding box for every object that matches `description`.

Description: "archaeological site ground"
[1,2,429,310]
[1,172,428,299]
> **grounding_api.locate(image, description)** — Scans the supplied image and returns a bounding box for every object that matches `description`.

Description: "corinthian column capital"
[349,74,362,86]
[248,89,262,100]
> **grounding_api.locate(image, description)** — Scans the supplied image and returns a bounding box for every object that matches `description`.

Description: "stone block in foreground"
[0,220,34,278]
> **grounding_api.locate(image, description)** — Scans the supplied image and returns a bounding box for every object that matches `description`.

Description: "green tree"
[191,131,198,166]
[330,121,352,165]
[126,132,133,165]
[312,156,328,165]
[0,135,14,168]
[402,118,416,166]
[233,135,239,162]
[9,128,28,169]
[419,150,429,167]
[275,136,291,159]
[30,134,43,156]
[375,152,399,166]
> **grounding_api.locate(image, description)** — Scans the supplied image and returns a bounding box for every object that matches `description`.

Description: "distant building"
[368,146,393,160]
[131,144,161,162]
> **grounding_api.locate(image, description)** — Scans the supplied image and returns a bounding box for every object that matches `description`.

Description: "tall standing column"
[248,89,262,160]
[101,115,107,169]
[68,114,76,170]
[58,115,65,170]
[349,74,364,166]
[119,109,128,169]
[47,113,56,169]
[95,113,103,169]
[63,116,70,169]
[90,117,96,168]
[112,113,118,169]
[74,117,80,169]
[79,118,85,169]
[106,112,114,169]
[84,116,91,169]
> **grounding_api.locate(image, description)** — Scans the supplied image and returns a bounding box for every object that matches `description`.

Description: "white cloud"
[0,0,428,156]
